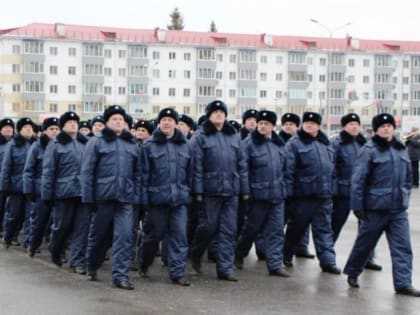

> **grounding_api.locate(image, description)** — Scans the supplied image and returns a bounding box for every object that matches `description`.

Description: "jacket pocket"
[365,187,392,210]
[297,147,314,167]
[96,176,116,200]
[203,171,219,193]
[250,152,268,168]
[297,175,317,195]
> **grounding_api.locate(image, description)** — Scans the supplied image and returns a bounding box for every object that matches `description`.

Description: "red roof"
[2,22,420,53]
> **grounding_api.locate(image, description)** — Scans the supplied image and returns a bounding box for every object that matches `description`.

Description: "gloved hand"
[353,210,367,221]
[241,194,250,201]
[25,193,36,202]
[195,194,203,203]
[85,203,97,213]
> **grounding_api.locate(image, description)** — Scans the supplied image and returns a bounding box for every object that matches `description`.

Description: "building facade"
[1,23,420,131]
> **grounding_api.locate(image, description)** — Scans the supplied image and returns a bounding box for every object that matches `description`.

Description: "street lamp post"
[310,19,351,136]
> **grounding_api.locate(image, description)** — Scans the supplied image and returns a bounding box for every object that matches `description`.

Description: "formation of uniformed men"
[0,101,419,297]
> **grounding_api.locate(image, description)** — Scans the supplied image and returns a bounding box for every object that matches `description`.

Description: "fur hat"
[242,109,258,124]
[42,117,60,131]
[135,120,154,134]
[341,113,360,127]
[179,114,195,129]
[206,100,228,117]
[0,118,15,131]
[79,121,91,130]
[158,107,179,123]
[103,105,126,122]
[91,115,105,126]
[302,112,322,125]
[257,110,277,125]
[228,120,242,132]
[281,113,300,127]
[17,117,36,132]
[59,111,80,128]
[372,113,396,132]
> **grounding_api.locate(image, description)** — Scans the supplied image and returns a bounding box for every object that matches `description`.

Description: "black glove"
[86,203,97,213]
[195,194,203,203]
[353,210,367,221]
[25,193,36,202]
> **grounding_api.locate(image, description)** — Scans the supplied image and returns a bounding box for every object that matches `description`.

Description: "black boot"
[172,277,191,286]
[396,286,420,297]
[347,276,360,288]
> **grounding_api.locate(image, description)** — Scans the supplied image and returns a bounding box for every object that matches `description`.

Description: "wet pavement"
[1,193,420,314]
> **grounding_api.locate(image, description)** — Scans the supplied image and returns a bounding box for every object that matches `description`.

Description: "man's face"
[209,109,226,126]
[178,121,191,135]
[136,127,150,141]
[1,126,14,139]
[244,117,257,131]
[302,121,320,136]
[79,127,91,136]
[257,120,274,136]
[45,125,60,139]
[159,117,177,136]
[20,124,34,139]
[92,122,105,135]
[343,121,361,137]
[375,123,394,141]
[106,114,125,134]
[282,122,298,135]
[62,120,79,135]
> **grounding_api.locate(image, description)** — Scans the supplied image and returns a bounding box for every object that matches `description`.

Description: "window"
[168,70,176,78]
[84,83,103,94]
[403,77,409,84]
[129,83,147,95]
[307,91,312,99]
[260,90,267,98]
[152,51,160,60]
[289,71,306,81]
[169,88,176,96]
[288,88,306,99]
[318,75,325,82]
[152,88,160,96]
[216,71,223,79]
[104,67,112,76]
[319,91,326,99]
[183,88,191,97]
[24,41,44,54]
[184,53,191,61]
[229,72,236,80]
[118,87,126,95]
[24,100,44,112]
[85,64,103,76]
[308,74,313,82]
[348,59,355,67]
[12,45,20,54]
[363,92,369,100]
[375,73,391,83]
[184,70,191,79]
[104,49,112,58]
[128,46,147,58]
[12,102,20,112]
[49,104,57,113]
[217,54,223,62]
[331,54,344,65]
[50,47,58,56]
[403,60,409,68]
[118,68,126,77]
[198,49,214,60]
[169,52,176,60]
[320,58,326,66]
[198,68,215,79]
[347,75,355,83]
[84,102,103,113]
[216,89,222,98]
[275,73,283,81]
[288,52,306,64]
[153,69,160,78]
[118,50,126,58]
[68,47,77,56]
[329,88,345,99]
[152,106,160,114]
[276,56,283,64]
[12,64,20,73]
[229,54,236,63]
[403,93,409,100]
[229,89,236,98]
[68,104,76,111]
[50,85,58,94]
[329,72,345,82]
[12,84,20,92]
[363,76,370,84]
[392,76,398,84]
[275,90,282,99]
[104,86,112,95]
[68,66,76,75]
[239,87,257,98]
[375,55,391,67]
[412,56,420,68]
[129,65,147,77]
[307,57,313,65]
[68,85,76,94]
[239,69,256,80]
[183,106,190,114]
[260,55,267,64]
[260,72,267,81]
[198,86,215,97]
[363,59,370,67]
[50,65,58,75]
[24,81,44,93]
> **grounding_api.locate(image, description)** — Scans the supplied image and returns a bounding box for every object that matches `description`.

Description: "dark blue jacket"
[141,128,191,207]
[41,132,88,201]
[332,131,366,198]
[244,130,286,203]
[285,129,336,198]
[351,135,412,213]
[0,135,12,175]
[23,134,51,196]
[0,134,36,193]
[191,120,248,197]
[81,128,141,204]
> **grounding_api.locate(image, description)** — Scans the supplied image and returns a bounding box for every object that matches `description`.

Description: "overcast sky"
[1,0,418,41]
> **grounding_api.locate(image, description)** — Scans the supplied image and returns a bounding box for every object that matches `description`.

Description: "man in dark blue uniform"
[24,117,60,257]
[283,112,340,274]
[344,113,420,296]
[190,100,248,282]
[138,108,192,286]
[82,105,141,290]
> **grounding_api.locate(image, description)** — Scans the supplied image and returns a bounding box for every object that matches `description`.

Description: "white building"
[1,22,420,131]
